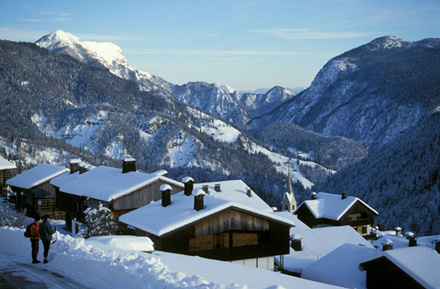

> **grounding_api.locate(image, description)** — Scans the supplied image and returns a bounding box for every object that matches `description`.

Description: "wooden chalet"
[6,164,69,216]
[295,192,378,238]
[119,180,294,270]
[0,156,16,193]
[54,159,183,226]
[359,245,440,289]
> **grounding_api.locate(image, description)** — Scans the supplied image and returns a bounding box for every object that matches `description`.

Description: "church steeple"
[282,162,297,214]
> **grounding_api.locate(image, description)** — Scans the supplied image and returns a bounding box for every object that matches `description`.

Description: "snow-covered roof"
[296,192,378,221]
[302,243,376,289]
[120,180,295,237]
[6,164,69,189]
[371,234,440,250]
[361,246,440,289]
[277,226,373,274]
[275,211,310,231]
[59,166,182,202]
[0,156,16,170]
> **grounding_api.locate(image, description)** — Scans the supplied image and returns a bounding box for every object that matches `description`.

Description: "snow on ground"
[0,225,342,289]
[201,119,241,143]
[0,200,340,289]
[167,136,197,168]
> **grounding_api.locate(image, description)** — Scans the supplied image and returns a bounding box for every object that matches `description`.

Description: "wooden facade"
[57,179,183,225]
[0,168,15,189]
[360,257,425,289]
[131,207,291,262]
[11,180,59,217]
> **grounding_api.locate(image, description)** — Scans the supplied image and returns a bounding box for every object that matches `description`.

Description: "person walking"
[30,214,41,264]
[39,214,56,264]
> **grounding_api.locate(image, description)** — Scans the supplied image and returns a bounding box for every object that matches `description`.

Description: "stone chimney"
[341,192,347,200]
[194,189,206,211]
[435,241,440,254]
[291,234,302,251]
[382,239,393,251]
[70,159,81,174]
[395,226,402,236]
[311,192,317,200]
[409,237,417,247]
[182,177,194,196]
[247,188,252,197]
[122,158,136,173]
[202,185,209,194]
[215,184,221,192]
[160,184,172,207]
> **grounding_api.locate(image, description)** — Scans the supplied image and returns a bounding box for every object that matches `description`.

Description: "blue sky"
[1,0,439,90]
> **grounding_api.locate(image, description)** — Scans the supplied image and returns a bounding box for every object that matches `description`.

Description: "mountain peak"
[35,30,128,67]
[365,35,410,51]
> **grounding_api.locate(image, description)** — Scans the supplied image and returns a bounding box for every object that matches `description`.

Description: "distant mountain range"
[35,30,302,124]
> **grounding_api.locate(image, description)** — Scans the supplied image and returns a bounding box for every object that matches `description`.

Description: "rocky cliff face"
[251,36,440,149]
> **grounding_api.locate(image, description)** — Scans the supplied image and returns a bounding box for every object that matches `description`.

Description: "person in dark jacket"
[30,214,41,264]
[39,214,56,264]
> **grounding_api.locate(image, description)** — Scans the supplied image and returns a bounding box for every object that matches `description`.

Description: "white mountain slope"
[35,30,173,93]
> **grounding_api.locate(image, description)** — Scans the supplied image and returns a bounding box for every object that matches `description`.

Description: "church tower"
[281,164,297,214]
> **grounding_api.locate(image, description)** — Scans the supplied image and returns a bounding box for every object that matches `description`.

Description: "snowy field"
[0,204,339,289]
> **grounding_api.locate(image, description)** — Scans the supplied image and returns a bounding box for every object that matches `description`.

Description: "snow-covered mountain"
[35,30,299,123]
[36,30,173,93]
[251,36,440,149]
[0,39,338,205]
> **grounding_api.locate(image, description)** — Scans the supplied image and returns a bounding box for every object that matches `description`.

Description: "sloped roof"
[6,164,68,190]
[361,246,440,289]
[302,243,376,289]
[120,180,295,237]
[0,156,16,170]
[50,163,96,188]
[296,192,378,221]
[59,166,183,202]
[276,225,374,274]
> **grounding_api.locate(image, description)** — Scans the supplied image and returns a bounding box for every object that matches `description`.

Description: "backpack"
[24,223,34,238]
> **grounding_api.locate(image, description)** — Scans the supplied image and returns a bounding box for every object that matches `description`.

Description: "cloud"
[251,28,379,40]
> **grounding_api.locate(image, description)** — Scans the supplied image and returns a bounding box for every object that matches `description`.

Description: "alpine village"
[1,14,440,289]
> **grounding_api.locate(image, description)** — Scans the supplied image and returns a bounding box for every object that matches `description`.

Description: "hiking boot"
[43,259,48,264]
[32,260,41,264]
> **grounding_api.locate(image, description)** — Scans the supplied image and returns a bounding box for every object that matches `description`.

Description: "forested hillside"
[316,112,440,235]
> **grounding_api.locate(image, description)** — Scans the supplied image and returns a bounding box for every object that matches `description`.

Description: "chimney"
[405,231,414,239]
[70,159,81,174]
[182,177,194,196]
[247,188,252,197]
[202,185,209,194]
[194,189,206,211]
[341,192,347,200]
[409,237,417,247]
[79,164,88,174]
[382,239,393,251]
[435,241,440,254]
[215,184,221,192]
[291,234,302,251]
[160,184,172,207]
[395,226,402,236]
[122,158,136,173]
[311,192,317,200]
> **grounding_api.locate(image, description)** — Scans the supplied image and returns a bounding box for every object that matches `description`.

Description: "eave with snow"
[295,192,378,238]
[55,159,183,226]
[6,163,69,216]
[119,179,295,270]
